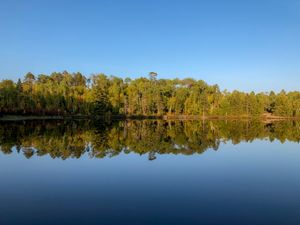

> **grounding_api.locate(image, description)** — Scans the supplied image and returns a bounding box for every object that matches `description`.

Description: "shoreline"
[0,114,299,122]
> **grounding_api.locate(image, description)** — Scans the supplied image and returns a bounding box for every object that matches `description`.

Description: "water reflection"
[1,119,300,160]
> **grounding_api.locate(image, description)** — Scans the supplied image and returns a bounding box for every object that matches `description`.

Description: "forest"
[0,71,300,117]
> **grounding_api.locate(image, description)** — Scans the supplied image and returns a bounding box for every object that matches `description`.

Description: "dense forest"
[1,71,300,117]
[0,120,299,160]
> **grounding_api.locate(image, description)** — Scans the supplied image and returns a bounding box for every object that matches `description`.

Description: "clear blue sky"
[0,0,299,92]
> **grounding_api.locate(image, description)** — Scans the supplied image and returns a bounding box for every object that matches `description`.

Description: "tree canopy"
[0,71,299,117]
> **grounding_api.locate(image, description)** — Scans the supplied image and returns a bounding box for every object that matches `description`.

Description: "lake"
[0,119,300,225]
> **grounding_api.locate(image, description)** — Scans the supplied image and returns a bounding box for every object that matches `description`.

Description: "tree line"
[1,71,300,117]
[0,120,299,160]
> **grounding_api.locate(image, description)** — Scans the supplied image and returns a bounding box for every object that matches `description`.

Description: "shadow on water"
[0,119,300,160]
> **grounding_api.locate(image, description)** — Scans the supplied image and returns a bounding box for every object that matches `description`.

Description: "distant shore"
[162,114,300,122]
[0,114,299,122]
[0,115,123,121]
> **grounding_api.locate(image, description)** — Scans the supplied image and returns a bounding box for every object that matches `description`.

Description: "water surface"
[0,120,300,225]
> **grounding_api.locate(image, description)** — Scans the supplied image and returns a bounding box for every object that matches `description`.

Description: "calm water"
[1,120,300,225]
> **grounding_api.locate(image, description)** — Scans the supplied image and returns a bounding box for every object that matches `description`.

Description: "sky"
[0,0,299,92]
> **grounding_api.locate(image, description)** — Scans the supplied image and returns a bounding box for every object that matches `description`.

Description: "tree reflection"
[0,119,299,160]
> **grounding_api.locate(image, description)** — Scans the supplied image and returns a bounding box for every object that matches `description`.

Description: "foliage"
[0,71,300,117]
